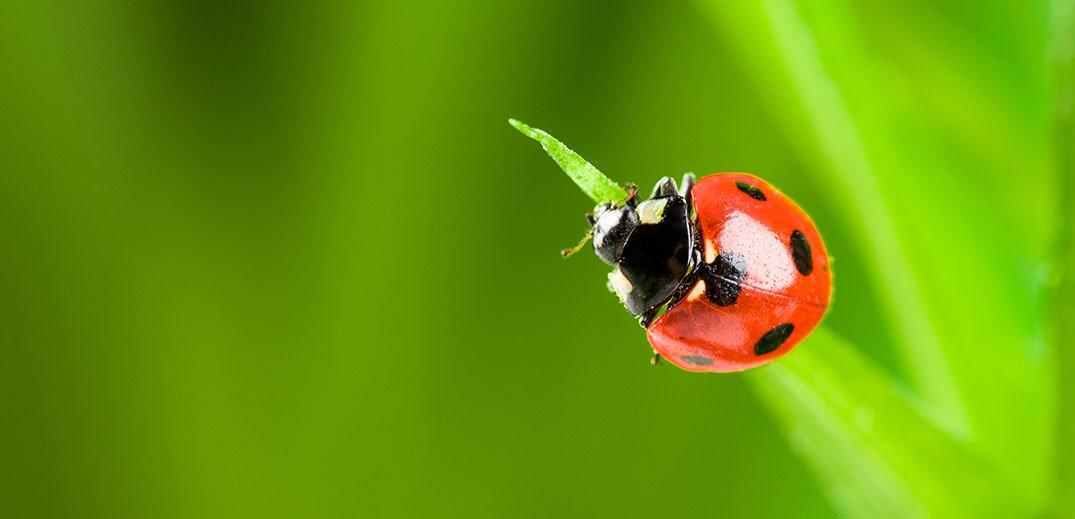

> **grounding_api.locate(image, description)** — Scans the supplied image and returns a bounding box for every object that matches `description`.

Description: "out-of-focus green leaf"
[698,0,1058,515]
[1051,0,1075,515]
[749,328,1031,518]
[4,1,1071,517]
[698,0,966,428]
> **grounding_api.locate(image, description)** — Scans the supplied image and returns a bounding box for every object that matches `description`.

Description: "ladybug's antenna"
[560,230,593,258]
[509,118,629,205]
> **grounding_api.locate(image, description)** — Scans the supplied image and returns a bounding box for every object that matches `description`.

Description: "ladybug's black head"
[589,175,698,319]
[591,203,640,265]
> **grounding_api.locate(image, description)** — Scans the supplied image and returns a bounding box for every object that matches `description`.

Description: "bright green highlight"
[509,118,629,204]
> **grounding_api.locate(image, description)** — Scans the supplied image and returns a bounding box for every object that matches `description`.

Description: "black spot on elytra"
[702,254,743,306]
[735,181,766,201]
[755,323,795,356]
[790,230,813,276]
[681,355,713,366]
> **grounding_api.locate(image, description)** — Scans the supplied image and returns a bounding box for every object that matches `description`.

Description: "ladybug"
[586,173,831,372]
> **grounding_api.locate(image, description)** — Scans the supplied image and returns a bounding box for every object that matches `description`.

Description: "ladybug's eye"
[650,176,678,198]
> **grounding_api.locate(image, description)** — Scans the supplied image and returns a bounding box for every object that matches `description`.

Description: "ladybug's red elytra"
[587,173,831,372]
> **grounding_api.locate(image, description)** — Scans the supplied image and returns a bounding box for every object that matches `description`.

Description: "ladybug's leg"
[680,173,696,209]
[650,351,662,366]
[651,176,678,198]
[638,307,660,328]
[624,183,639,207]
[679,173,695,196]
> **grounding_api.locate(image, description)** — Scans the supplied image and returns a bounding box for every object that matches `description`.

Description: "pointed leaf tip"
[507,117,525,132]
[508,118,628,204]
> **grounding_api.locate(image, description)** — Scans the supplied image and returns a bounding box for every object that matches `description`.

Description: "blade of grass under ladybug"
[745,0,1059,508]
[1050,0,1075,513]
[508,118,629,205]
[750,327,1034,518]
[697,0,967,435]
[698,0,1057,514]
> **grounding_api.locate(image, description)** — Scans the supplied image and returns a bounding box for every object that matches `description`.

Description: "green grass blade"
[509,118,629,204]
[698,0,965,434]
[750,329,1032,518]
[1051,0,1075,514]
[698,0,1056,514]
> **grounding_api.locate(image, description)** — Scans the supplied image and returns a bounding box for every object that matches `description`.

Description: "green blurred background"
[2,1,1073,518]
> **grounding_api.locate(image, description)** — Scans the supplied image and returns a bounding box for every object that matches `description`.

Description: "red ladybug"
[588,173,831,372]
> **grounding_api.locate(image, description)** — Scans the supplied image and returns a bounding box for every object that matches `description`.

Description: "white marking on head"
[636,198,667,224]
